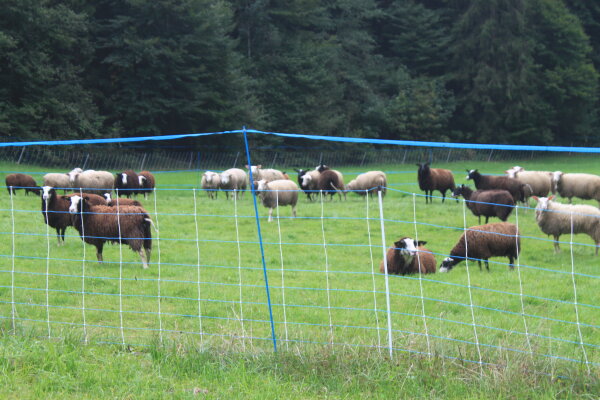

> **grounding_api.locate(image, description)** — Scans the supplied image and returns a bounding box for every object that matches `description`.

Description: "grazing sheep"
[71,170,114,195]
[294,168,320,201]
[219,168,247,199]
[114,170,140,198]
[103,193,142,207]
[379,237,436,275]
[5,173,40,196]
[138,171,155,199]
[317,169,345,200]
[533,196,600,255]
[439,222,520,272]
[68,195,153,269]
[452,185,515,224]
[201,171,221,199]
[245,165,286,183]
[346,171,387,198]
[43,173,72,193]
[466,169,525,203]
[551,172,600,205]
[41,187,107,246]
[416,163,455,204]
[255,179,299,222]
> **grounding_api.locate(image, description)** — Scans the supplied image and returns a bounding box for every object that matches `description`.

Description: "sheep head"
[42,186,55,201]
[466,169,478,180]
[439,256,460,273]
[300,173,312,188]
[220,172,231,185]
[532,195,555,221]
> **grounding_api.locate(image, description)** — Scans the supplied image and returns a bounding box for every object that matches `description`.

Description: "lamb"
[43,173,73,193]
[551,172,600,206]
[219,168,247,199]
[5,173,40,196]
[439,222,520,272]
[41,187,107,246]
[245,165,286,182]
[255,179,299,222]
[138,170,156,199]
[201,171,221,199]
[346,171,387,198]
[533,196,600,255]
[114,170,140,198]
[379,237,436,275]
[466,169,525,203]
[452,185,514,224]
[416,163,455,203]
[103,193,142,207]
[68,195,153,269]
[71,170,114,195]
[294,168,320,201]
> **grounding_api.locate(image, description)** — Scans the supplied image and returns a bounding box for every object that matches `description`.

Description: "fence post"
[233,151,240,168]
[140,153,147,171]
[82,153,90,170]
[377,191,394,358]
[16,147,25,164]
[243,126,278,352]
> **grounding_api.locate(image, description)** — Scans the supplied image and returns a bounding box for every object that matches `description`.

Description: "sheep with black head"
[380,237,436,275]
[416,163,455,204]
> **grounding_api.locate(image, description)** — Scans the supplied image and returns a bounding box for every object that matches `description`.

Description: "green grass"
[0,155,599,396]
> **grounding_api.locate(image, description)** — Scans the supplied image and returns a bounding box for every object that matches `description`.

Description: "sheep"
[255,179,299,222]
[315,164,346,200]
[66,168,83,183]
[68,195,153,269]
[138,170,155,199]
[551,172,600,206]
[317,169,345,200]
[114,170,140,198]
[452,185,515,224]
[245,165,286,183]
[71,170,114,195]
[379,237,436,275]
[416,163,455,203]
[43,173,73,193]
[439,222,520,272]
[533,196,600,255]
[505,166,554,204]
[466,169,525,204]
[201,171,221,199]
[103,193,142,207]
[219,168,247,200]
[294,168,320,201]
[41,187,107,246]
[346,171,387,198]
[5,173,40,196]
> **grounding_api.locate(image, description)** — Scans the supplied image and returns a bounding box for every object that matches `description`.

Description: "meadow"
[0,155,599,386]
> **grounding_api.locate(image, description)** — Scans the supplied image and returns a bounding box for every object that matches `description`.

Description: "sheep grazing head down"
[439,257,459,273]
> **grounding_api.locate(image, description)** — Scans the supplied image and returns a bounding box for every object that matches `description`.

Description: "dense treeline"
[0,0,598,145]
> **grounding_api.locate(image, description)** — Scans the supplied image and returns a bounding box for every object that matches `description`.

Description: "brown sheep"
[5,173,40,196]
[416,163,455,204]
[114,170,140,198]
[138,170,155,198]
[317,169,345,201]
[466,169,525,203]
[380,237,436,275]
[103,193,142,207]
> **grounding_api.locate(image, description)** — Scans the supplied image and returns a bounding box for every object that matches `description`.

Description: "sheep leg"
[485,260,489,271]
[478,260,482,271]
[96,243,104,264]
[485,216,489,224]
[509,256,515,270]
[441,190,446,203]
[139,250,149,269]
[553,235,561,253]
[268,208,274,222]
[292,205,297,219]
[145,247,152,264]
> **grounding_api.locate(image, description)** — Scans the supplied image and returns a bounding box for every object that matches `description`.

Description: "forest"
[0,0,599,146]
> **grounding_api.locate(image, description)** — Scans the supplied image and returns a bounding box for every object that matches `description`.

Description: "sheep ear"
[548,195,555,201]
[532,196,539,202]
[417,240,427,246]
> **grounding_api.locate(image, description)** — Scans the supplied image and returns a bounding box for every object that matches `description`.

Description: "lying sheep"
[346,171,387,198]
[219,168,247,199]
[380,237,436,275]
[452,185,514,224]
[114,170,140,198]
[245,165,286,183]
[294,169,320,201]
[68,195,153,269]
[201,171,221,199]
[71,170,114,195]
[533,196,600,255]
[43,173,72,193]
[5,173,40,196]
[255,179,298,222]
[416,163,455,203]
[103,193,142,207]
[440,222,520,272]
[552,172,600,205]
[466,169,525,203]
[138,171,155,199]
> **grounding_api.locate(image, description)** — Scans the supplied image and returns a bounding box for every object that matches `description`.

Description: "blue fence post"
[243,126,278,352]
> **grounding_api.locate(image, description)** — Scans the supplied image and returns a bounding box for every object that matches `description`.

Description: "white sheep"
[298,170,321,201]
[71,169,114,195]
[533,196,600,255]
[219,168,247,199]
[43,173,72,193]
[255,179,299,222]
[505,166,554,202]
[552,172,600,205]
[346,171,387,198]
[201,171,221,199]
[246,165,286,182]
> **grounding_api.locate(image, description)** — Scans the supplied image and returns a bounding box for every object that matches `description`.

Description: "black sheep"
[452,185,514,224]
[416,163,456,203]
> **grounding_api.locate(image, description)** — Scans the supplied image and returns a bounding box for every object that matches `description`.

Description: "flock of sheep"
[4,161,600,272]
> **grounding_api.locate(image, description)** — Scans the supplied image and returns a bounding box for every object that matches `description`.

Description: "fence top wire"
[2,128,600,153]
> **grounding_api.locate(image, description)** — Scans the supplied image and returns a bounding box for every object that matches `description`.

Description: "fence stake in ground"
[377,190,394,358]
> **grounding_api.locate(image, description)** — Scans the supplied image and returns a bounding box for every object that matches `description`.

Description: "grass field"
[1,155,599,395]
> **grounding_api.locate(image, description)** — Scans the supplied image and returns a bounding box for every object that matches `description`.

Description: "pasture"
[0,155,599,378]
